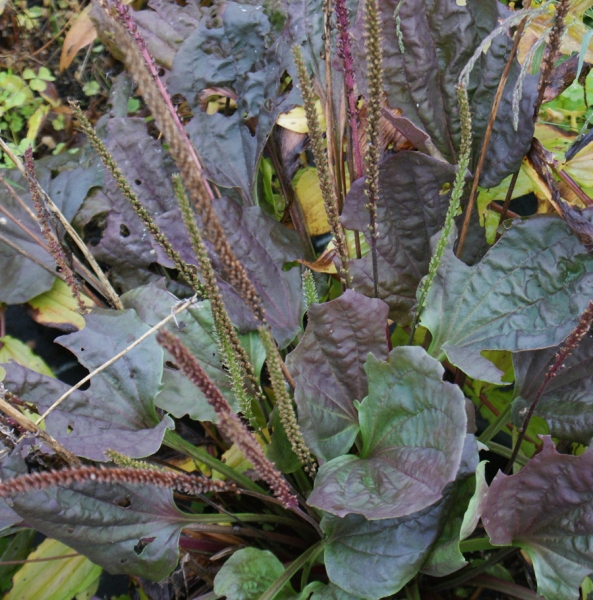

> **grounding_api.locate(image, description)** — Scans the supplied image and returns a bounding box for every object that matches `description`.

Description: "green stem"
[299,537,327,590]
[467,574,544,600]
[292,467,313,493]
[459,537,498,553]
[428,547,516,593]
[186,513,301,527]
[484,440,528,467]
[405,578,421,600]
[478,404,512,444]
[163,430,265,494]
[260,540,327,600]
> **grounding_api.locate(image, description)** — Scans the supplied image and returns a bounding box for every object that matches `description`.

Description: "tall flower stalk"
[335,0,363,181]
[0,466,236,498]
[23,148,87,314]
[362,0,384,298]
[71,103,206,298]
[173,175,264,433]
[98,0,265,323]
[408,86,473,342]
[157,330,298,509]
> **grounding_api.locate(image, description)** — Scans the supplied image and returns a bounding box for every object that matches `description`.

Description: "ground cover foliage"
[4,0,593,597]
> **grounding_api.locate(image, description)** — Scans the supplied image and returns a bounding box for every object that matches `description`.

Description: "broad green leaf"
[0,530,34,592]
[0,335,53,377]
[322,436,479,598]
[341,152,456,324]
[420,217,593,383]
[3,309,173,460]
[5,538,101,600]
[122,281,264,420]
[303,582,361,599]
[483,436,593,600]
[286,290,389,462]
[213,548,295,600]
[323,510,442,600]
[513,332,593,444]
[27,278,93,332]
[307,347,467,519]
[421,461,488,577]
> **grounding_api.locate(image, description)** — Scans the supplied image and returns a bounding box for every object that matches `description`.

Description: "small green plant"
[0,67,61,168]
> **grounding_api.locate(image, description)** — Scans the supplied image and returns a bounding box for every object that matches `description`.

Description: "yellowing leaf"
[27,278,93,331]
[26,104,50,142]
[293,167,331,236]
[277,101,325,133]
[212,435,267,480]
[60,6,97,72]
[299,247,338,274]
[0,336,53,377]
[6,538,102,600]
[520,12,593,64]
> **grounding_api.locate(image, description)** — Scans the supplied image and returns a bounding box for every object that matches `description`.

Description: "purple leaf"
[307,347,467,519]
[286,290,389,462]
[167,2,271,202]
[3,310,173,460]
[482,436,593,599]
[210,197,306,348]
[7,480,197,581]
[0,152,98,304]
[123,280,264,421]
[75,117,305,345]
[341,152,456,324]
[513,331,593,445]
[168,0,327,204]
[353,0,536,187]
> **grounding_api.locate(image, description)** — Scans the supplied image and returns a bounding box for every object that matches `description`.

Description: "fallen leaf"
[60,6,97,72]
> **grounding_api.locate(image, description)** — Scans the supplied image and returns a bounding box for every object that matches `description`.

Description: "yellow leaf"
[520,12,593,64]
[60,6,98,72]
[277,101,326,133]
[6,538,101,600]
[212,435,267,480]
[27,278,93,332]
[293,167,331,236]
[26,104,50,142]
[0,336,53,377]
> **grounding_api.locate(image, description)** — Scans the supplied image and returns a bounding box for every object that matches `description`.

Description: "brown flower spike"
[157,330,298,509]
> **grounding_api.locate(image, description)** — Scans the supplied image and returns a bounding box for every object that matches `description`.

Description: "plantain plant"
[3,0,593,598]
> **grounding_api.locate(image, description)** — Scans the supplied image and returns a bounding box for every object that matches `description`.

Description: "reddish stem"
[109,0,214,201]
[335,0,363,180]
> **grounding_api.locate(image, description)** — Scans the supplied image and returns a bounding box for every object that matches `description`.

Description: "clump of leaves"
[0,67,63,167]
[3,0,593,598]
